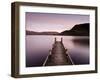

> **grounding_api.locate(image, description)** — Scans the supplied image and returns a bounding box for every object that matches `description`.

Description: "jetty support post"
[55,37,56,43]
[61,37,63,43]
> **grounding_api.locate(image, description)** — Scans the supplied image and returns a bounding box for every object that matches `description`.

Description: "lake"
[26,35,89,67]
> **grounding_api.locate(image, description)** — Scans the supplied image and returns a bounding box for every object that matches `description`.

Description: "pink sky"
[25,12,89,33]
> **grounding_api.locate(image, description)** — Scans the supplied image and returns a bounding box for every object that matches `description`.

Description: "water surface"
[26,35,89,67]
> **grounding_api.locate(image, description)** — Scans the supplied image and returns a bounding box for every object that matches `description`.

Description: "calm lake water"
[26,35,89,67]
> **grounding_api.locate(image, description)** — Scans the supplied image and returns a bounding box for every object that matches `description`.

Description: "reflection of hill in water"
[72,38,89,46]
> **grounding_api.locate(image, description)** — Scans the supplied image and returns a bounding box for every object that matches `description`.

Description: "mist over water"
[26,35,89,67]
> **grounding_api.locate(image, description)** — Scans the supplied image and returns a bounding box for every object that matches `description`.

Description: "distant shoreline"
[26,34,89,37]
[26,23,89,36]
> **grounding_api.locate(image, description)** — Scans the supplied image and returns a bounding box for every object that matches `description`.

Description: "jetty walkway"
[43,38,74,66]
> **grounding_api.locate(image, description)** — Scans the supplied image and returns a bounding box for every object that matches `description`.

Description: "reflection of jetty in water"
[43,38,74,66]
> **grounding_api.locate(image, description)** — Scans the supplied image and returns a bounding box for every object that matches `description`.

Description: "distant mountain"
[60,23,89,36]
[26,31,59,35]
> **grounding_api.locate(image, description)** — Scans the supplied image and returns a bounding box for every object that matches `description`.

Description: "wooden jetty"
[43,38,74,66]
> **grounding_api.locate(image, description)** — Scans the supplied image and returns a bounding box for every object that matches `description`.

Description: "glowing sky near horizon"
[25,12,89,33]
